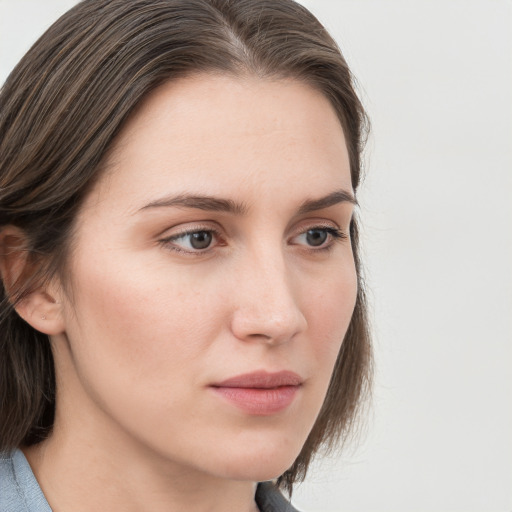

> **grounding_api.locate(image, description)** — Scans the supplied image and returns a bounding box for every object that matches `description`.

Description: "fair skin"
[11,74,357,512]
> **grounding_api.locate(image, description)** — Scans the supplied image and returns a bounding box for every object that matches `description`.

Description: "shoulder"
[255,481,302,512]
[0,450,52,512]
[1,450,25,511]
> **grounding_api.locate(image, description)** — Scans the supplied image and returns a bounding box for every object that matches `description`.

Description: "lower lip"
[210,385,300,415]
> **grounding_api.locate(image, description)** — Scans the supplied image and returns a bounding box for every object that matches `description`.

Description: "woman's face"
[53,74,357,482]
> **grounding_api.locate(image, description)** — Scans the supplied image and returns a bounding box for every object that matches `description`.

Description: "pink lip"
[210,371,302,415]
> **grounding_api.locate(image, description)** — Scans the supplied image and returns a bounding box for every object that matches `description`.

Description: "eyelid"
[289,218,344,237]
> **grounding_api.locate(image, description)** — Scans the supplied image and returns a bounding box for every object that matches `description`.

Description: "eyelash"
[159,225,347,256]
[160,227,224,255]
[295,226,348,252]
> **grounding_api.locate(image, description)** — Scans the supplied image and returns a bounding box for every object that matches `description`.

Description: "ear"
[0,225,66,336]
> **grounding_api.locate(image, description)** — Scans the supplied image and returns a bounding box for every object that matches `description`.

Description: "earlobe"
[0,226,66,336]
[15,289,66,336]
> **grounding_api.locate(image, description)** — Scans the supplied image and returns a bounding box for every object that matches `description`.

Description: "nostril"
[245,332,273,342]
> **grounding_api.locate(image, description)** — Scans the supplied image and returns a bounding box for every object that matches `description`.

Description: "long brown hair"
[0,0,372,491]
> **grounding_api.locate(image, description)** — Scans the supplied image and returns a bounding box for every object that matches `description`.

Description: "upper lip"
[211,370,303,389]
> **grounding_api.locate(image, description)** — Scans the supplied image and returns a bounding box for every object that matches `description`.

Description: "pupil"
[306,229,327,247]
[190,231,212,249]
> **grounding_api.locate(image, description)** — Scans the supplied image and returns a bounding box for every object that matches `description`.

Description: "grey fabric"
[255,481,301,512]
[1,450,300,512]
[0,450,52,512]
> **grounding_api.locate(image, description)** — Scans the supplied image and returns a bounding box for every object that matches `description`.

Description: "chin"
[207,437,303,482]
[219,460,294,483]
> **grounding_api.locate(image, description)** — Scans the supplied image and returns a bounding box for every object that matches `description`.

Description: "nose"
[229,252,307,346]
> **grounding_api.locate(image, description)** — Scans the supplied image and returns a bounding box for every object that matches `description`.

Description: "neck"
[23,436,259,512]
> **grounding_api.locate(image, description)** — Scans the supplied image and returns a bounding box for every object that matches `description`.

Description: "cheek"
[304,262,358,365]
[58,253,234,448]
[61,250,228,393]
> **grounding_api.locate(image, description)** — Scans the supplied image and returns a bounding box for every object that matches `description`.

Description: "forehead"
[84,73,351,213]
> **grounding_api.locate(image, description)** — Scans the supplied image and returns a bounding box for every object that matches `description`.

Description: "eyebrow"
[138,194,248,215]
[298,189,357,214]
[137,189,356,215]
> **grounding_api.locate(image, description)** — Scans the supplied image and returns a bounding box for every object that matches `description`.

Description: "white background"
[1,1,511,511]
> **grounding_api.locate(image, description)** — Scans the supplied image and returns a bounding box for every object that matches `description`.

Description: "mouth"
[209,370,303,415]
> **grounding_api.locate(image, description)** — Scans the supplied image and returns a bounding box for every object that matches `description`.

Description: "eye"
[305,228,328,247]
[184,231,213,250]
[291,226,347,249]
[161,228,220,254]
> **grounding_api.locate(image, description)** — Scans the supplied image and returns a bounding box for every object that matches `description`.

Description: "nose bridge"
[230,242,307,344]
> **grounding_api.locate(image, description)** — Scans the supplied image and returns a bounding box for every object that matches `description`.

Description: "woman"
[0,1,372,510]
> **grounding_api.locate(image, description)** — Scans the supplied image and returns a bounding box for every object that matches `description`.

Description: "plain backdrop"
[1,1,511,511]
